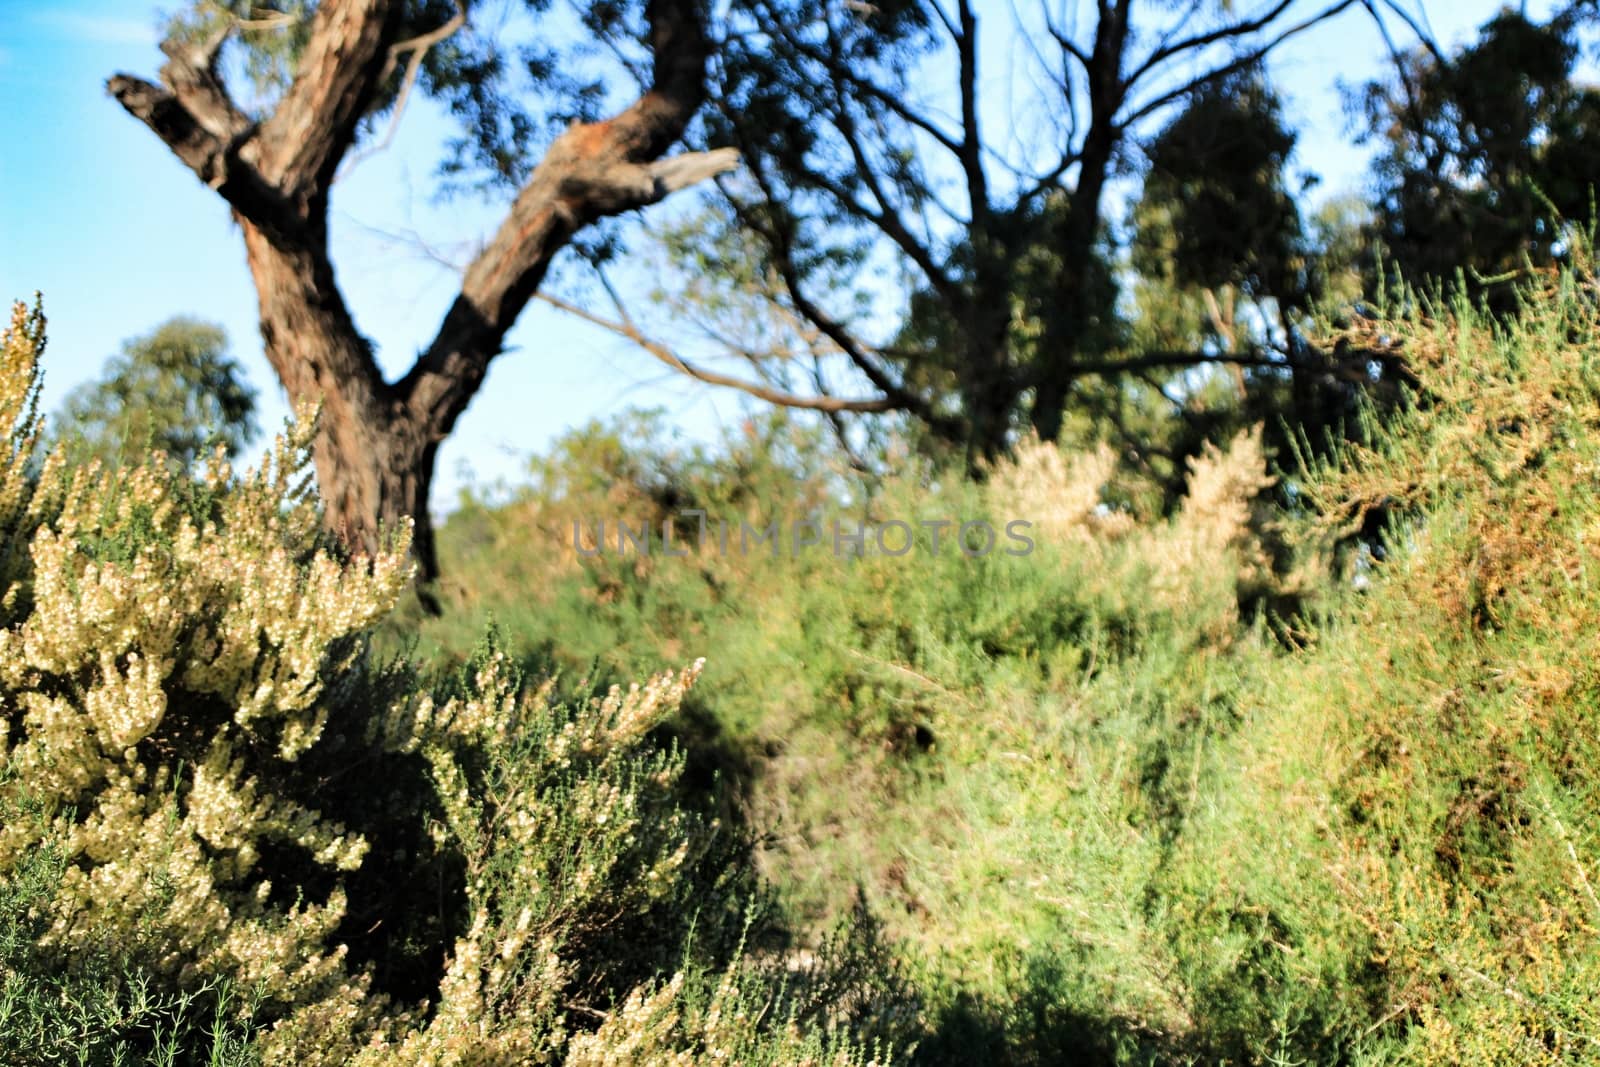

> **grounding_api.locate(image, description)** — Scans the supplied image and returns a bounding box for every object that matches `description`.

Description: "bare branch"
[955,0,990,225]
[1058,344,1397,383]
[720,157,964,441]
[108,14,276,220]
[810,110,962,304]
[108,74,226,181]
[537,292,900,413]
[644,148,743,196]
[1372,0,1445,66]
[227,7,302,32]
[1119,0,1361,130]
[1125,0,1297,86]
[839,71,965,157]
[1046,18,1092,68]
[1139,0,1209,68]
[926,0,961,42]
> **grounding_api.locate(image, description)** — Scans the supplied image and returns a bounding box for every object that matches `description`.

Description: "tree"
[1359,4,1600,305]
[669,0,1371,466]
[109,0,738,603]
[1121,73,1348,485]
[48,317,257,471]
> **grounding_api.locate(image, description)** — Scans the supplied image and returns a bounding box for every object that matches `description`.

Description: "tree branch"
[157,21,252,143]
[1059,344,1398,380]
[397,0,736,439]
[721,158,964,441]
[1125,0,1297,86]
[107,74,294,241]
[823,118,962,306]
[955,0,990,226]
[807,24,963,306]
[536,292,898,413]
[337,0,468,183]
[839,71,964,158]
[1119,0,1360,129]
[1372,0,1445,66]
[255,0,402,202]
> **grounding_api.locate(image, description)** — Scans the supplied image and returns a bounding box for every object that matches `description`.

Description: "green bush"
[19,235,1600,1065]
[412,253,1600,1064]
[411,401,1303,1062]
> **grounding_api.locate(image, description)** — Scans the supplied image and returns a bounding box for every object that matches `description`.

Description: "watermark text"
[572,511,1035,559]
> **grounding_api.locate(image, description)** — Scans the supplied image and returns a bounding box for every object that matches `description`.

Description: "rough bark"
[236,222,426,567]
[110,0,736,603]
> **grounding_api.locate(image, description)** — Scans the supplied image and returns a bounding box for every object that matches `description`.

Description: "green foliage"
[1248,254,1600,1061]
[17,224,1600,1063]
[1360,6,1600,304]
[416,249,1600,1063]
[412,399,1310,1062]
[49,316,257,472]
[0,785,264,1067]
[892,194,1129,456]
[1134,70,1305,301]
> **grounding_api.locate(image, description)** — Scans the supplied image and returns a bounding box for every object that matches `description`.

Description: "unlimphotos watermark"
[572,511,1036,558]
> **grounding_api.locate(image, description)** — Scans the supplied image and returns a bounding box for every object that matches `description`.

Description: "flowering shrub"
[0,298,893,1064]
[0,295,411,1059]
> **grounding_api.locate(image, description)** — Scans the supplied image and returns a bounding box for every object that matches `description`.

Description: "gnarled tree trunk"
[110,0,737,603]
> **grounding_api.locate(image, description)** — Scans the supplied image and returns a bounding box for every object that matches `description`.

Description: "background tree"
[109,0,738,604]
[670,0,1372,467]
[1358,3,1600,306]
[48,317,257,472]
[1117,71,1398,503]
[569,4,1413,497]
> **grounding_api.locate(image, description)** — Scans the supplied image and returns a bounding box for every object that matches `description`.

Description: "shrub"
[0,297,895,1064]
[410,387,1306,1062]
[1244,259,1600,1062]
[407,250,1600,1064]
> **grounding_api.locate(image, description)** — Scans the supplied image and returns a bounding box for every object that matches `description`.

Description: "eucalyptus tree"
[109,0,738,600]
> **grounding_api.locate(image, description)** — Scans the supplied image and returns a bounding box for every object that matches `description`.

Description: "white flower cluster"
[987,425,1289,630]
[0,299,408,1049]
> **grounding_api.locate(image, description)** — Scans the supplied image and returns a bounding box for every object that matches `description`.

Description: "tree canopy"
[49,317,257,472]
[108,0,1600,585]
[1359,4,1600,304]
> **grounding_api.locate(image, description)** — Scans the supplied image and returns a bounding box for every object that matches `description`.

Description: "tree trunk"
[960,274,1018,470]
[1030,2,1128,445]
[1031,120,1116,445]
[239,220,440,589]
[111,0,737,610]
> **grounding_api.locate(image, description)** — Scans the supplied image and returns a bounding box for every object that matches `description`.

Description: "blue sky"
[0,0,1559,513]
